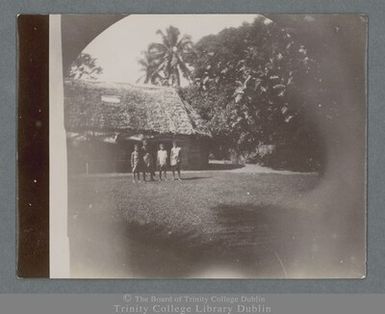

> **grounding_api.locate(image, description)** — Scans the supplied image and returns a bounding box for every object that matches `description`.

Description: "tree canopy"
[137,17,365,171]
[138,26,194,86]
[66,53,103,80]
[178,18,323,170]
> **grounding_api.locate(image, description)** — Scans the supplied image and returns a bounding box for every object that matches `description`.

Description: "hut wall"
[179,137,209,170]
[67,139,131,174]
[153,135,209,170]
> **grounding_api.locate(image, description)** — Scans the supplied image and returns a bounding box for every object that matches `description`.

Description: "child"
[142,140,155,181]
[170,141,182,180]
[131,144,142,183]
[157,143,168,180]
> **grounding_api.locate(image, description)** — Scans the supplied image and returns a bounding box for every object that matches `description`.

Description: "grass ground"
[68,170,364,278]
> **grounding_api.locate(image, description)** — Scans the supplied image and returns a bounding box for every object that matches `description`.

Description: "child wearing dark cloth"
[170,141,182,180]
[130,144,142,183]
[142,140,155,181]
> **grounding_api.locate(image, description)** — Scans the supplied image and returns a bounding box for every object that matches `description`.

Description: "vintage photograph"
[49,14,366,278]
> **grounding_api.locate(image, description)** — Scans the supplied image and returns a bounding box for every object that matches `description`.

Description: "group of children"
[130,140,182,183]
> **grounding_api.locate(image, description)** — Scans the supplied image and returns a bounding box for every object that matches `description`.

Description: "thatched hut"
[64,80,211,174]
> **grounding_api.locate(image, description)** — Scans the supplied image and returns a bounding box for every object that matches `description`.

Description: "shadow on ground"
[120,203,294,278]
[207,162,244,171]
[69,203,363,278]
[180,176,211,181]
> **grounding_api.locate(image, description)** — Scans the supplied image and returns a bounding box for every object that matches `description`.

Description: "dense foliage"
[178,18,323,171]
[66,53,103,80]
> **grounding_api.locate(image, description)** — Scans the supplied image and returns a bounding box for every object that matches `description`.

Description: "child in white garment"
[157,143,168,180]
[170,141,182,180]
[131,144,142,183]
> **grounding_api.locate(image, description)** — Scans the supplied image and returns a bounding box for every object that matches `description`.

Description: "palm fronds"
[137,26,194,87]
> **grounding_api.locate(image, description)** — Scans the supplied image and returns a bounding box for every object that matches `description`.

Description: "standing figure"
[142,140,155,181]
[157,143,168,180]
[130,144,142,183]
[170,141,182,180]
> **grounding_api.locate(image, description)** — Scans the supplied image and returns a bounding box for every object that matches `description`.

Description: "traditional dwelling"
[64,79,211,174]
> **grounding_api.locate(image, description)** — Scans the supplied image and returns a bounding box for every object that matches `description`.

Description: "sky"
[82,14,269,84]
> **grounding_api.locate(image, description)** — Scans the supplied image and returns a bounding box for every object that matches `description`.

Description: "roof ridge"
[65,79,176,92]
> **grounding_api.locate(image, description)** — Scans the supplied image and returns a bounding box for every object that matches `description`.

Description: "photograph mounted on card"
[20,14,367,278]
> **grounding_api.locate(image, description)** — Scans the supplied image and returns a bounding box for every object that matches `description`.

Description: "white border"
[49,14,70,278]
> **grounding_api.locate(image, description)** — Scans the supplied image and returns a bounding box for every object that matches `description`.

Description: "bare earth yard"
[68,169,363,278]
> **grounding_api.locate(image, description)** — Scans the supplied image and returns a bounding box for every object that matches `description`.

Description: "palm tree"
[136,51,164,85]
[139,26,194,87]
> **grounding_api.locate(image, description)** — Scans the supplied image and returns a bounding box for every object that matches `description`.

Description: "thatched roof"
[64,80,211,137]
